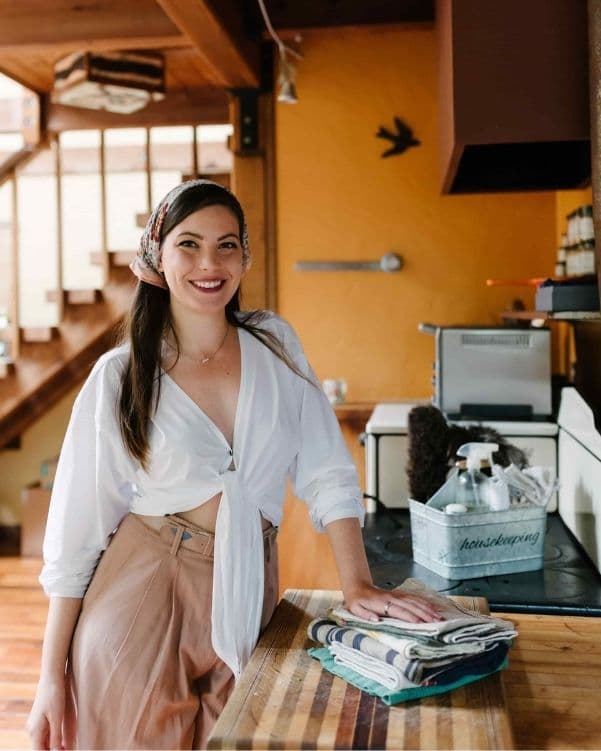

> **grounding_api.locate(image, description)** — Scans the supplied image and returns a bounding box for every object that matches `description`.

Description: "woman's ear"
[242,255,252,274]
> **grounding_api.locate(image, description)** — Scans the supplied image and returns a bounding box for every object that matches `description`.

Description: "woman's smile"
[189,277,228,293]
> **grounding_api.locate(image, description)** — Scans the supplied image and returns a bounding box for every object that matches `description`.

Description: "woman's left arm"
[325,517,442,623]
[280,320,442,624]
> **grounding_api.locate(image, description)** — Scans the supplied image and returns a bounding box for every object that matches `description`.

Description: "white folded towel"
[502,463,558,507]
[329,642,417,692]
[355,627,486,659]
[330,578,517,645]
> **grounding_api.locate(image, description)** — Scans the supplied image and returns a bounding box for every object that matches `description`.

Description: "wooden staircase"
[0,263,135,450]
[0,120,232,451]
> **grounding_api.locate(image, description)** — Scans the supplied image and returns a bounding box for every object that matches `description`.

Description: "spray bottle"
[455,442,498,511]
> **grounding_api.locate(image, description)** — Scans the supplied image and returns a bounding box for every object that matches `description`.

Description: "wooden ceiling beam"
[154,0,260,87]
[0,0,180,45]
[47,87,229,131]
[0,35,189,57]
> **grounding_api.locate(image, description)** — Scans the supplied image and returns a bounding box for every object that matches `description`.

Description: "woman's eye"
[218,242,238,251]
[178,240,197,249]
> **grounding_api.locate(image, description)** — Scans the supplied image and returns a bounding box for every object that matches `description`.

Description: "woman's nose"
[196,247,219,269]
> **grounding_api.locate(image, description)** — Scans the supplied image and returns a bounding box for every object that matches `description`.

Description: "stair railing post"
[99,130,109,284]
[10,174,20,360]
[53,135,64,322]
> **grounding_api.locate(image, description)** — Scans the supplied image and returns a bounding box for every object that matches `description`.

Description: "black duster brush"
[407,405,529,503]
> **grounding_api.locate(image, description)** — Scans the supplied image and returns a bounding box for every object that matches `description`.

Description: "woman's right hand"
[27,676,66,750]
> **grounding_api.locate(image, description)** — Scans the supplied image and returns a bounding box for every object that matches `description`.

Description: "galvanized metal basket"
[409,500,546,579]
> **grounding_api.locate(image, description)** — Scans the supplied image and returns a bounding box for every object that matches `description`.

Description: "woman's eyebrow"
[175,231,240,241]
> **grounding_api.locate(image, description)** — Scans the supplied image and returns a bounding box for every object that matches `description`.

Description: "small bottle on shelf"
[555,233,568,277]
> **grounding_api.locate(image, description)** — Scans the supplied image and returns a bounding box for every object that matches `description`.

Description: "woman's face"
[159,204,248,316]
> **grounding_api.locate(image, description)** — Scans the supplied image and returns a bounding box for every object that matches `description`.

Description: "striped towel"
[307,618,509,686]
[327,640,509,690]
[307,618,486,684]
[308,646,510,706]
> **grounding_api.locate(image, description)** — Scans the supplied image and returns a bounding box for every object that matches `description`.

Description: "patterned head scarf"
[130,179,250,290]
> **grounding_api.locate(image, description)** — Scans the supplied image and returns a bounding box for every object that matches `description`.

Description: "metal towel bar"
[295,252,403,272]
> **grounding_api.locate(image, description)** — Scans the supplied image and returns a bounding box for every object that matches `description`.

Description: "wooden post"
[53,136,64,321]
[229,90,276,311]
[9,175,20,360]
[192,124,199,178]
[98,130,109,282]
[588,0,601,306]
[145,127,152,211]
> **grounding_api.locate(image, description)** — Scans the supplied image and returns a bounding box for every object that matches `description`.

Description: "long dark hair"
[118,182,315,469]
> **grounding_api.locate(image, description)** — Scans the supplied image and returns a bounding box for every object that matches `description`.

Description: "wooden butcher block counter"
[207,589,514,750]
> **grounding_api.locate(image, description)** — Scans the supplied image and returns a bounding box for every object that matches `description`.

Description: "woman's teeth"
[191,280,225,290]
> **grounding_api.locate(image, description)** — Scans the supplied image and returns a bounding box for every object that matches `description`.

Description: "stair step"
[136,212,150,228]
[46,289,102,305]
[0,266,135,450]
[110,251,136,267]
[0,359,15,379]
[91,251,137,268]
[66,289,102,304]
[21,327,58,343]
[90,251,106,267]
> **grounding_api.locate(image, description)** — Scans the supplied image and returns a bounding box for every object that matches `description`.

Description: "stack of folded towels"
[307,579,517,705]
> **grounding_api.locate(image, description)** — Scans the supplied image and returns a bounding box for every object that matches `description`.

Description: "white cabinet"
[558,429,601,570]
[365,433,410,511]
[557,388,601,570]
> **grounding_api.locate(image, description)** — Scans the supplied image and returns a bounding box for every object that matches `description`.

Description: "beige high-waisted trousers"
[63,512,279,750]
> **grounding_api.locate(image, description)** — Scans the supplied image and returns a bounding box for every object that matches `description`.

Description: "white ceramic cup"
[322,378,347,405]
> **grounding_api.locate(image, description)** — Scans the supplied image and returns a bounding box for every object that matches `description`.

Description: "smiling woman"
[26,179,441,751]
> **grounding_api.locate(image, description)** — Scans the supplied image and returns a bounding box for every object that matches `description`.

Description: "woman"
[27,179,441,750]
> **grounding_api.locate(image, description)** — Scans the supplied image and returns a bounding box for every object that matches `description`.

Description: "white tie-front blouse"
[40,311,365,679]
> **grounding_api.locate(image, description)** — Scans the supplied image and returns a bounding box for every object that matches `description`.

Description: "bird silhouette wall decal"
[376,117,420,158]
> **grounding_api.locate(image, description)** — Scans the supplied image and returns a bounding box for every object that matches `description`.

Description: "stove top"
[363,510,601,616]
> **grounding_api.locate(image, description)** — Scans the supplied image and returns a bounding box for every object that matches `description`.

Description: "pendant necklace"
[164,323,230,365]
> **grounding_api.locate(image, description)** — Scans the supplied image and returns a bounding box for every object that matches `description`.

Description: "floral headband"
[130,179,250,290]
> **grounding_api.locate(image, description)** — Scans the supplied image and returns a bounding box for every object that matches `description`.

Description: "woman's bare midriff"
[135,492,273,534]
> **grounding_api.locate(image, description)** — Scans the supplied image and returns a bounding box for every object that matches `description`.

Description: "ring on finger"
[383,600,393,617]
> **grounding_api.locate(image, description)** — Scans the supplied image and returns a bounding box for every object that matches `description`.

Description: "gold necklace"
[164,324,230,365]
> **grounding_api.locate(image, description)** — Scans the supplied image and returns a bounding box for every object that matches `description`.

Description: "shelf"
[333,401,375,423]
[501,310,601,322]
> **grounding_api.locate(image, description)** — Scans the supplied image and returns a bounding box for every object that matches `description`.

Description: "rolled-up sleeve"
[284,326,365,532]
[39,356,132,598]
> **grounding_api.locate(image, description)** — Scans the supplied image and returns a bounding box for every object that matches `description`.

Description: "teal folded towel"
[308,646,508,706]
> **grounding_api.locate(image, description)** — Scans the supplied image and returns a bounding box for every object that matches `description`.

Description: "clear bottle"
[579,239,596,275]
[580,205,594,243]
[455,443,498,511]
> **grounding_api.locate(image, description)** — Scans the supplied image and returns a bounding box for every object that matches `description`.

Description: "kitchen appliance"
[419,324,552,420]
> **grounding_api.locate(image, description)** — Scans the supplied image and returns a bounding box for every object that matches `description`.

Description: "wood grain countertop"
[207,589,515,750]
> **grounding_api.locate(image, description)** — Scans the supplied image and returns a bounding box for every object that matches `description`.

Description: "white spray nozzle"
[457,442,499,471]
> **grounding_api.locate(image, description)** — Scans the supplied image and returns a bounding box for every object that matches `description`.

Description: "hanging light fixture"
[52,51,165,114]
[257,0,302,103]
[276,48,297,103]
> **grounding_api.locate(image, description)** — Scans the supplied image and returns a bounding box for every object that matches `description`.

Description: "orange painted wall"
[275,25,558,401]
